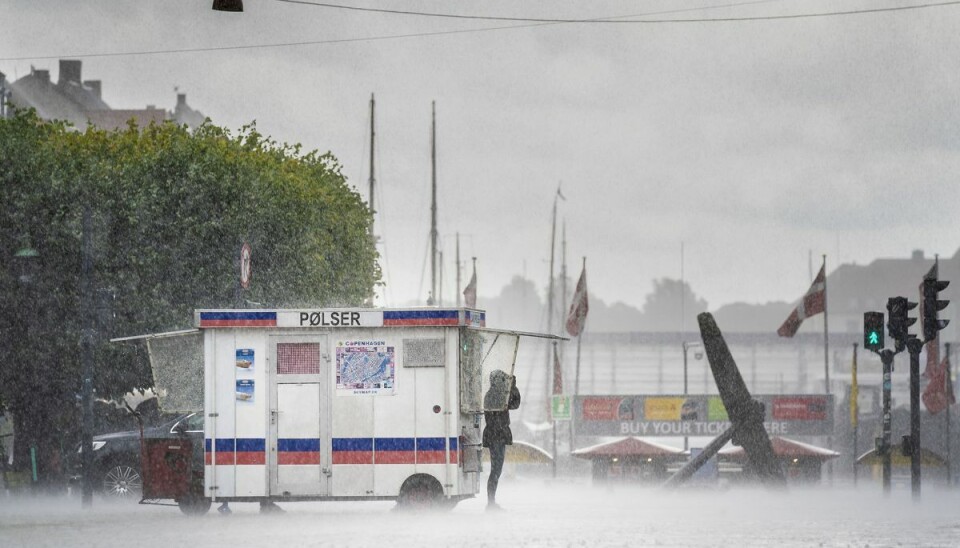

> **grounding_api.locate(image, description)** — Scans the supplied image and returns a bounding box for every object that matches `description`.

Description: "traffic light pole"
[907,337,924,501]
[868,276,950,499]
[852,342,859,487]
[879,349,894,494]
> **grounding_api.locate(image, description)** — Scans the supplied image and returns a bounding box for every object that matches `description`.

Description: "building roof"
[8,67,109,129]
[572,437,685,458]
[86,108,167,131]
[712,247,959,339]
[720,437,840,461]
[5,60,206,132]
[172,93,206,129]
[856,445,946,467]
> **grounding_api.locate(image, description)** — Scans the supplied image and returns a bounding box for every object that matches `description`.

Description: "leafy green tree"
[638,278,708,331]
[0,111,379,485]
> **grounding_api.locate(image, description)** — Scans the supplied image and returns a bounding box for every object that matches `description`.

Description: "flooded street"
[3,479,960,547]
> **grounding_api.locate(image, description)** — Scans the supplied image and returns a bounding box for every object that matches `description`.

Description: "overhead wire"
[274,0,786,22]
[2,1,957,61]
[1,0,781,61]
[274,0,960,23]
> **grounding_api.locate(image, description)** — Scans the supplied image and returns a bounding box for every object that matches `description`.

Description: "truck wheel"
[101,462,142,500]
[397,474,445,511]
[178,493,212,516]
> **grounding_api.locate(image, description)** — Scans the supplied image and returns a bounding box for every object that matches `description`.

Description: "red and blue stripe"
[205,437,458,465]
[205,438,266,465]
[199,311,277,327]
[332,437,458,465]
[278,438,321,465]
[383,310,459,327]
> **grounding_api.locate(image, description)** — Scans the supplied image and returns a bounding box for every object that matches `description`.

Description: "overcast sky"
[3,0,960,313]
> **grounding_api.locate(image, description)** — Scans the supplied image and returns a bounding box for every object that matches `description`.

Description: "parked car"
[69,412,203,500]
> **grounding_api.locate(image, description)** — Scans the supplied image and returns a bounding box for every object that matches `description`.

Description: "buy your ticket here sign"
[574,394,834,436]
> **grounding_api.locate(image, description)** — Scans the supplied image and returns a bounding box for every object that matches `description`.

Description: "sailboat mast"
[369,93,376,231]
[367,93,380,306]
[456,233,461,307]
[561,222,568,355]
[430,101,438,305]
[547,194,558,333]
[544,190,558,418]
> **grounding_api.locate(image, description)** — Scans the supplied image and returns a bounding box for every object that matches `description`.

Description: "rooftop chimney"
[84,80,102,99]
[58,59,82,85]
[177,93,187,107]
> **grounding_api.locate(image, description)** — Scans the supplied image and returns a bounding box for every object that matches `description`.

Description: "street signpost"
[551,395,571,421]
[240,242,252,289]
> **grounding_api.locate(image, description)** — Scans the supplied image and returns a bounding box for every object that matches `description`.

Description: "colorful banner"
[574,394,834,436]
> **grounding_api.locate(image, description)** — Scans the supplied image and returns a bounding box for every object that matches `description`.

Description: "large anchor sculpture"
[664,313,786,487]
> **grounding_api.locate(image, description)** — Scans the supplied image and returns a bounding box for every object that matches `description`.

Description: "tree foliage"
[0,110,379,479]
[638,278,709,331]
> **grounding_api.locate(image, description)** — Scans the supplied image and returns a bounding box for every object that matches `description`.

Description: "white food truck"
[132,307,557,514]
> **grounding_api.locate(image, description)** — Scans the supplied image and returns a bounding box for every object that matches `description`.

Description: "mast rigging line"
[4,1,957,61]
[372,111,393,306]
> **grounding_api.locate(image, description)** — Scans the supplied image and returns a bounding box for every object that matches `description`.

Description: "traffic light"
[863,312,884,351]
[887,297,917,352]
[921,277,950,341]
[875,437,887,456]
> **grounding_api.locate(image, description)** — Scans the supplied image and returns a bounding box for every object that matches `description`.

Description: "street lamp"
[212,0,243,11]
[13,244,38,486]
[681,341,702,398]
[14,245,40,285]
[681,341,702,451]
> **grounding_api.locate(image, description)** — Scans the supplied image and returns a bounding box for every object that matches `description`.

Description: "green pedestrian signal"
[863,311,885,352]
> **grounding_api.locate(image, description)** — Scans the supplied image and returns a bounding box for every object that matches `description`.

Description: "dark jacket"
[482,374,521,447]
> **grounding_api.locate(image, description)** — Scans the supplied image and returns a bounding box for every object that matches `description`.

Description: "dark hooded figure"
[482,369,521,510]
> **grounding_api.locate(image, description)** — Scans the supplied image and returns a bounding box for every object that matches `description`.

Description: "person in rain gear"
[482,369,521,510]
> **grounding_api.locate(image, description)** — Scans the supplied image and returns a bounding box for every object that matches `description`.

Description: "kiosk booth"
[124,307,556,514]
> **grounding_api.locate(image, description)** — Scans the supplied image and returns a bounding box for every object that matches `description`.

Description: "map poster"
[336,340,396,396]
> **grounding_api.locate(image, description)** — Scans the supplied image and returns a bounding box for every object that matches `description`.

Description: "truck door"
[268,336,330,497]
